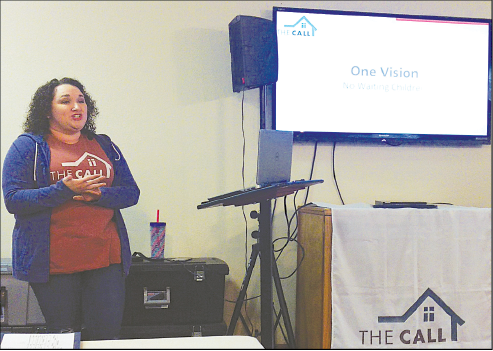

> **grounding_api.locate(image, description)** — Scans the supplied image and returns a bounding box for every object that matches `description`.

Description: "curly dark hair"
[23,77,99,135]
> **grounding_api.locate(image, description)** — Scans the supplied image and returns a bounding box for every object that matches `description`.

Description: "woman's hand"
[63,174,106,202]
[72,189,102,202]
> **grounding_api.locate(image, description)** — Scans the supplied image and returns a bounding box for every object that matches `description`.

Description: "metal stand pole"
[227,199,296,349]
[259,200,274,348]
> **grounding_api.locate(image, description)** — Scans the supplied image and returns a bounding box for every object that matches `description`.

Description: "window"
[424,306,435,322]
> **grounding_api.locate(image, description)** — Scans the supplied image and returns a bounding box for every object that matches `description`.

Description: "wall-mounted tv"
[273,7,492,144]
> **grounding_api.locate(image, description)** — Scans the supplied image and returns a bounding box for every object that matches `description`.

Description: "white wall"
[1,1,491,344]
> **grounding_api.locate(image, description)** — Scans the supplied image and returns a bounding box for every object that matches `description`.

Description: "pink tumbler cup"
[150,222,166,259]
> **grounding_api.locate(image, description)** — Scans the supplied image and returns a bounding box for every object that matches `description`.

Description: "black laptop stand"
[198,179,323,349]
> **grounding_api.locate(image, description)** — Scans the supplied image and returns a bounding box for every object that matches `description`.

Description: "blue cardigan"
[2,132,140,283]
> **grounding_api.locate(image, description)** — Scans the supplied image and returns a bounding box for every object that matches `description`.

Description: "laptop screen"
[256,129,294,186]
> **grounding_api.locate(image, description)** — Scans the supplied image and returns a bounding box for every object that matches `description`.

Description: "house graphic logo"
[278,16,317,37]
[61,152,112,178]
[364,288,465,346]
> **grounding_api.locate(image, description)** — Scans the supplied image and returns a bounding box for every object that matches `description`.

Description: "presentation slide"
[275,11,490,136]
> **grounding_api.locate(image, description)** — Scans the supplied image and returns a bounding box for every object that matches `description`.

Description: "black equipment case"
[122,256,229,334]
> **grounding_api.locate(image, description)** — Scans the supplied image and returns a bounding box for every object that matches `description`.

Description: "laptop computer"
[198,129,325,208]
[199,129,294,205]
[256,129,293,187]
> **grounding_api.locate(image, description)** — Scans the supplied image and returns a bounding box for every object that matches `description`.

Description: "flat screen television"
[273,7,492,144]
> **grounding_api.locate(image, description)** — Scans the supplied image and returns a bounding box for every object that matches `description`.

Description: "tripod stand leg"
[227,243,259,335]
[239,313,252,336]
[272,253,296,348]
[259,200,274,349]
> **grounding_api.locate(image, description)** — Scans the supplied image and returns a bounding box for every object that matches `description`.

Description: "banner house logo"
[279,16,317,37]
[360,288,465,346]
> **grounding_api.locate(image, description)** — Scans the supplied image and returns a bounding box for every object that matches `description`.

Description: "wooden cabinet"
[295,205,332,349]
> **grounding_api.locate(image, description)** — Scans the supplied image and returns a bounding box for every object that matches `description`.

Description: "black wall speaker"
[228,15,278,93]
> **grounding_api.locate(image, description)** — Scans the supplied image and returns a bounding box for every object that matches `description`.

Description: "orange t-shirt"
[47,134,121,274]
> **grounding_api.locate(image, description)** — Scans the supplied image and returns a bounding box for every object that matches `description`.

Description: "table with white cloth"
[81,335,264,349]
[295,203,491,349]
